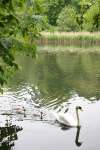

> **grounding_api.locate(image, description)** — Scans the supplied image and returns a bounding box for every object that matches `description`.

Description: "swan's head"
[76,106,83,111]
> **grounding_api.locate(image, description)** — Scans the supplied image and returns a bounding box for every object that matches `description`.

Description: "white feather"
[53,112,77,126]
[52,106,82,127]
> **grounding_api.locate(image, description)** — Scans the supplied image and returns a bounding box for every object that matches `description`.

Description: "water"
[0,47,100,150]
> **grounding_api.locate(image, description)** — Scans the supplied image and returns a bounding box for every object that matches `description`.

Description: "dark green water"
[1,47,100,150]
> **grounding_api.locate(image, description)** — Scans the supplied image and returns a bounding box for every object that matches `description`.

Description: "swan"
[32,111,43,120]
[53,106,83,127]
[13,106,26,117]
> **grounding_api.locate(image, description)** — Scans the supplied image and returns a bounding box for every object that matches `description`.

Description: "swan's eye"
[79,107,83,111]
[76,106,83,111]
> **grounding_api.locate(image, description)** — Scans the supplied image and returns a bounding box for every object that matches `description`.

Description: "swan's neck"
[76,109,80,126]
[40,112,43,120]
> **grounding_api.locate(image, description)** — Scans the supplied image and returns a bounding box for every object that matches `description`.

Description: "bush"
[57,6,80,31]
[83,0,100,31]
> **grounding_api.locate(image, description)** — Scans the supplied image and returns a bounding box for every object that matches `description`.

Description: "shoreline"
[37,45,100,53]
[36,32,100,47]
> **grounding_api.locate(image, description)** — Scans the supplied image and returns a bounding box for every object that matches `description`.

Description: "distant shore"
[36,32,100,47]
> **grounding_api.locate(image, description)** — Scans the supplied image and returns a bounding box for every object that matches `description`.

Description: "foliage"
[0,0,100,91]
[69,0,100,31]
[44,0,67,26]
[43,0,100,32]
[83,0,100,31]
[57,6,79,31]
[0,0,44,90]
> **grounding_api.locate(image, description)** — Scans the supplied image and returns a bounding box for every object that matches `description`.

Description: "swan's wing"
[51,112,77,126]
[58,113,77,126]
[52,112,60,121]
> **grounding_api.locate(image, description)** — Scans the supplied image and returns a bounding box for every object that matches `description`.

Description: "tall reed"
[36,32,100,47]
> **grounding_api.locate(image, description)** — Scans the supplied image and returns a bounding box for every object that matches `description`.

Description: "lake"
[0,46,100,150]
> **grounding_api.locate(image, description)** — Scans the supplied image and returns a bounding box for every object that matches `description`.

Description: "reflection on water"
[60,126,82,146]
[0,121,22,150]
[1,47,100,150]
[75,127,82,147]
[7,50,100,105]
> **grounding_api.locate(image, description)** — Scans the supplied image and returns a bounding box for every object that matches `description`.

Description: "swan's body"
[53,106,82,127]
[55,112,77,126]
[32,111,43,120]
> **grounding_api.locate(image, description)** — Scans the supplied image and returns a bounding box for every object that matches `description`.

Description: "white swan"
[53,106,83,127]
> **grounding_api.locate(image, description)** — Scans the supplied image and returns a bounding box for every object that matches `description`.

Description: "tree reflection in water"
[0,120,23,150]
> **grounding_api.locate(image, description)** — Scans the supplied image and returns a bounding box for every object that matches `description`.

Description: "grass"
[36,32,100,47]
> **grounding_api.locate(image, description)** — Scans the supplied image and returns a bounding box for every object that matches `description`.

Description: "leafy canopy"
[57,6,79,31]
[0,0,44,91]
[43,0,100,31]
[83,0,100,31]
[44,0,67,26]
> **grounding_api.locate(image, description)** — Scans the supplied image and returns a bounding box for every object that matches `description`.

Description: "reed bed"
[36,32,100,47]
